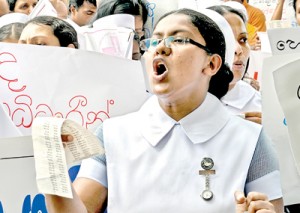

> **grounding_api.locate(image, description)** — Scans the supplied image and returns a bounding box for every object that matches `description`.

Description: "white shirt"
[221,80,261,115]
[78,93,282,212]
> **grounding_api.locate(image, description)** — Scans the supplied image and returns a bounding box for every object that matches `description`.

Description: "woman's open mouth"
[153,59,168,76]
[156,63,167,75]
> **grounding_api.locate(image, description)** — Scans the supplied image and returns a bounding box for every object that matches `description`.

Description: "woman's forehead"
[16,0,37,4]
[156,14,190,27]
[153,14,197,35]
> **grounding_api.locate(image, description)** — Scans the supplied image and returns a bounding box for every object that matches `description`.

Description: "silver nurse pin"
[199,157,215,201]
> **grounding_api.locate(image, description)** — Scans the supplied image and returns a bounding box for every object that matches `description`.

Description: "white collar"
[221,80,257,110]
[139,93,231,147]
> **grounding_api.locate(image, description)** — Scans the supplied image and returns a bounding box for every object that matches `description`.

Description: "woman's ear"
[67,43,76,48]
[203,54,222,76]
[69,5,76,15]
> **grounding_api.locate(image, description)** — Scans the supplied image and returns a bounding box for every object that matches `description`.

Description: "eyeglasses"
[140,36,211,54]
[133,31,141,43]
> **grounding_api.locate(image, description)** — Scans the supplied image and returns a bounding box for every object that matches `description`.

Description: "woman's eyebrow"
[152,32,163,37]
[152,29,190,37]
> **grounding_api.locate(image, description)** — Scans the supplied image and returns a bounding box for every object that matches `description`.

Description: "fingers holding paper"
[61,134,74,142]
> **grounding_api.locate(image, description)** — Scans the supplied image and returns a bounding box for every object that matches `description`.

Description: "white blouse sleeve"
[75,124,108,188]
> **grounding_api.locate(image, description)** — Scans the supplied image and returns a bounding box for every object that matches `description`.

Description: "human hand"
[235,191,275,213]
[244,112,262,124]
[243,74,260,91]
[61,135,74,142]
[277,0,285,5]
[49,0,68,19]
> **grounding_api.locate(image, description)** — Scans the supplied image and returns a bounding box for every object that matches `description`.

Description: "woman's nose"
[27,6,35,14]
[155,40,171,56]
[235,41,243,55]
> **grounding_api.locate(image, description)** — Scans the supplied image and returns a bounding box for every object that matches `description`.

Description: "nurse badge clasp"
[199,157,215,201]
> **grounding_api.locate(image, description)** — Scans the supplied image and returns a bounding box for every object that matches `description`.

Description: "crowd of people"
[1,0,300,212]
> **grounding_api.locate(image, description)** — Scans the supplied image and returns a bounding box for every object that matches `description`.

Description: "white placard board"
[0,136,81,212]
[0,43,149,136]
[273,59,300,175]
[268,27,300,55]
[0,103,22,137]
[0,136,41,213]
[262,53,300,205]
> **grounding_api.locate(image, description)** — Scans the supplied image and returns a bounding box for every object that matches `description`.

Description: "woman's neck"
[158,92,206,121]
[228,82,237,91]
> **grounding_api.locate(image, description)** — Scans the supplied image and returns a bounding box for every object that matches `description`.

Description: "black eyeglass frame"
[140,36,212,54]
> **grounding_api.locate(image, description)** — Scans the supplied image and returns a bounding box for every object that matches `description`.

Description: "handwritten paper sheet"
[32,117,104,198]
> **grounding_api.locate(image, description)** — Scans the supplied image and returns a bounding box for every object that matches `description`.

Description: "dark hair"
[91,0,148,25]
[7,0,34,11]
[155,8,233,99]
[24,16,79,48]
[0,22,25,41]
[69,0,97,10]
[7,0,16,11]
[208,5,246,23]
[293,0,298,12]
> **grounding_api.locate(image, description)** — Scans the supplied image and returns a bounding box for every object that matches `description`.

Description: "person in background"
[92,0,147,38]
[221,1,261,90]
[293,0,300,24]
[43,8,282,213]
[0,0,10,16]
[69,0,97,27]
[91,0,148,60]
[18,15,78,48]
[0,22,25,43]
[224,0,266,49]
[209,5,262,125]
[7,0,38,14]
[241,0,266,31]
